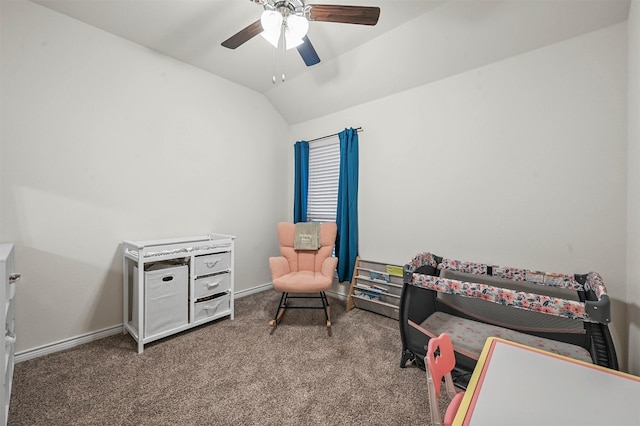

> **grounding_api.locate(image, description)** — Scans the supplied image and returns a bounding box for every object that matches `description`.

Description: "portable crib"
[399,252,618,385]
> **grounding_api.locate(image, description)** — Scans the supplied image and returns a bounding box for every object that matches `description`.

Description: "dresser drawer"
[194,294,230,322]
[194,272,230,300]
[194,252,230,276]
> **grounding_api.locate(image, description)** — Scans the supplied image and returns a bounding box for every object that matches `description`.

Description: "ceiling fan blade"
[296,36,320,66]
[307,4,380,26]
[221,20,263,49]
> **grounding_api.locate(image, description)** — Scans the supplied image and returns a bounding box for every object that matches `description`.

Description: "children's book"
[370,271,390,282]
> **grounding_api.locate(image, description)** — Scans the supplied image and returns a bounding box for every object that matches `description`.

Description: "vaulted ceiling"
[31,0,631,124]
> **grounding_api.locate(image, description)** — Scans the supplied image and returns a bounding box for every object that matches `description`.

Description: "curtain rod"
[306,127,363,143]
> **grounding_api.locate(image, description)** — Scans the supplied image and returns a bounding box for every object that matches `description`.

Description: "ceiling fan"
[221,0,381,67]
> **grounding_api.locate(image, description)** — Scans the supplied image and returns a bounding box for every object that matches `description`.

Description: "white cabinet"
[1,244,19,426]
[137,264,188,337]
[122,234,234,353]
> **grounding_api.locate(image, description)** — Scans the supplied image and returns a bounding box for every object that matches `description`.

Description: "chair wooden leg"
[269,292,288,334]
[326,304,332,329]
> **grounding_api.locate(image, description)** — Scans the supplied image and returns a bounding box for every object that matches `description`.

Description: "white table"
[453,337,640,426]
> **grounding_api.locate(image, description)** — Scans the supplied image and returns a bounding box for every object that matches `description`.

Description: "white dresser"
[122,234,235,353]
[0,244,19,426]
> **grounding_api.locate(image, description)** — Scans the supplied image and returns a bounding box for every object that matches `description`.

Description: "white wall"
[628,0,640,376]
[0,0,289,353]
[290,23,630,370]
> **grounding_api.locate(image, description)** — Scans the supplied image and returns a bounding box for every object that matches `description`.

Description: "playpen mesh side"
[438,257,584,290]
[438,269,584,333]
[406,252,609,324]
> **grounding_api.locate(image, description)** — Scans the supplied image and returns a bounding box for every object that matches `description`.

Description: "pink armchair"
[269,222,338,335]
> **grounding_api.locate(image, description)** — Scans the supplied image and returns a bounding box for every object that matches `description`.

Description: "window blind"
[307,139,339,223]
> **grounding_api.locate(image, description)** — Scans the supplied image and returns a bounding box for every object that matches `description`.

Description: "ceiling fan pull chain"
[272,45,277,84]
[281,27,286,82]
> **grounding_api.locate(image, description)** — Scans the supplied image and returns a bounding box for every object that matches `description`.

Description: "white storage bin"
[135,264,188,337]
[194,272,230,300]
[194,294,230,322]
[194,252,230,277]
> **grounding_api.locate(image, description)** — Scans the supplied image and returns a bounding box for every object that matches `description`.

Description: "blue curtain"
[335,128,359,282]
[293,141,309,223]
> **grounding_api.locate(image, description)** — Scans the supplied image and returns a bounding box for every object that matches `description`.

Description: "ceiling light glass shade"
[284,29,304,50]
[284,15,308,50]
[260,10,282,48]
[287,14,309,39]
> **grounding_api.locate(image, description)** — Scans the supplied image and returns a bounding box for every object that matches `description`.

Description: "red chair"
[425,333,466,426]
[268,222,338,335]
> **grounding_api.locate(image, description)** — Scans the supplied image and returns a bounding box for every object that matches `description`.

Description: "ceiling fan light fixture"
[222,3,380,69]
[260,10,282,48]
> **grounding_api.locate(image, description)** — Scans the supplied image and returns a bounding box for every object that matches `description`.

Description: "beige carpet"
[8,290,451,425]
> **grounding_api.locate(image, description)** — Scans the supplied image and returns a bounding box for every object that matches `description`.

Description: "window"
[306,139,339,223]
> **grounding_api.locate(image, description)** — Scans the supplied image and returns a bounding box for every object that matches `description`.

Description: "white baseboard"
[15,325,123,363]
[234,282,273,298]
[14,282,347,363]
[327,290,347,301]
